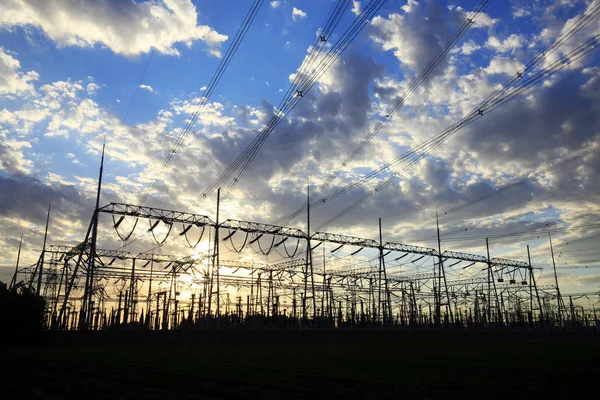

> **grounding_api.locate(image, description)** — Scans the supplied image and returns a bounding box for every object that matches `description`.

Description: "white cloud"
[370,5,467,73]
[401,0,419,13]
[200,86,207,91]
[0,109,18,126]
[41,80,84,100]
[0,47,39,96]
[486,56,524,76]
[460,40,481,55]
[0,104,49,135]
[292,7,307,22]
[452,5,497,28]
[45,97,106,138]
[473,13,498,28]
[172,99,234,127]
[512,7,531,18]
[486,34,524,53]
[138,84,155,93]
[66,153,84,165]
[47,172,76,186]
[86,82,101,94]
[0,137,34,174]
[0,0,598,289]
[352,1,361,16]
[0,0,228,57]
[270,1,280,8]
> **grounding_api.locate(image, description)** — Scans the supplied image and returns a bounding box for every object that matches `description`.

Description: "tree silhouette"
[0,281,46,332]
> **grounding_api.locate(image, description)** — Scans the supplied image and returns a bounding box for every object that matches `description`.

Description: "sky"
[1,0,600,297]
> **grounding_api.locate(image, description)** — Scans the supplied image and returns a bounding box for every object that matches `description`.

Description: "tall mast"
[215,188,221,329]
[9,233,23,289]
[435,207,443,325]
[81,142,105,329]
[547,226,563,324]
[37,203,51,294]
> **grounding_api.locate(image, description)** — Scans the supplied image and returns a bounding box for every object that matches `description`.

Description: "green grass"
[1,331,599,399]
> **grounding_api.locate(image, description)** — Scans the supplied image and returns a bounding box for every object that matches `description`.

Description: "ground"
[1,330,599,399]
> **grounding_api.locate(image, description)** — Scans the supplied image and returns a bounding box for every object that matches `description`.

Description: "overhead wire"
[185,0,386,209]
[220,0,388,200]
[137,0,265,205]
[275,0,491,226]
[314,25,600,230]
[281,2,600,228]
[406,148,600,244]
[184,0,354,208]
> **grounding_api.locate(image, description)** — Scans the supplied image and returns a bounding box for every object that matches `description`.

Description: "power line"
[313,17,600,229]
[137,0,265,205]
[185,0,355,208]
[184,0,386,210]
[276,0,491,226]
[296,2,600,228]
[405,147,600,244]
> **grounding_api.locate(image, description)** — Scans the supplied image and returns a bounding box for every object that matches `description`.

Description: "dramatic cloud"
[0,140,33,175]
[0,174,85,226]
[0,47,38,96]
[0,0,228,57]
[0,0,599,294]
[370,2,466,75]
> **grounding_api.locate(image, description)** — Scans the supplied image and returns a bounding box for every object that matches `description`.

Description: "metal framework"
[14,200,595,332]
[99,202,215,226]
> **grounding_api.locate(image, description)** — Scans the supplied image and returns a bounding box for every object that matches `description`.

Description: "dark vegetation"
[0,281,45,333]
[1,330,598,399]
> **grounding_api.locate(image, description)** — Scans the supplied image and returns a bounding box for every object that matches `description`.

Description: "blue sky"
[1,0,600,297]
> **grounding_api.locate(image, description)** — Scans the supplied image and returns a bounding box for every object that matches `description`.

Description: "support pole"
[81,143,105,330]
[548,227,563,325]
[9,234,23,289]
[527,245,544,325]
[309,188,316,322]
[486,238,502,325]
[53,258,68,328]
[36,203,52,294]
[322,244,326,319]
[435,209,443,326]
[214,188,221,329]
[304,185,315,324]
[146,255,154,326]
[436,209,453,325]
[128,258,137,322]
[378,218,392,326]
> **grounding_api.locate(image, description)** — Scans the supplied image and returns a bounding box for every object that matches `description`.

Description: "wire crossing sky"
[1,0,600,294]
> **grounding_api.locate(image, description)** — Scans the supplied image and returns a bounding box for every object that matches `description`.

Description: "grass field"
[1,330,599,399]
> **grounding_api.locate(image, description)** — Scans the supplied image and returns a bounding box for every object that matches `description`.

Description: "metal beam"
[222,219,307,239]
[311,232,379,248]
[98,202,214,226]
[491,257,530,269]
[383,242,437,256]
[45,245,198,264]
[442,250,487,263]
